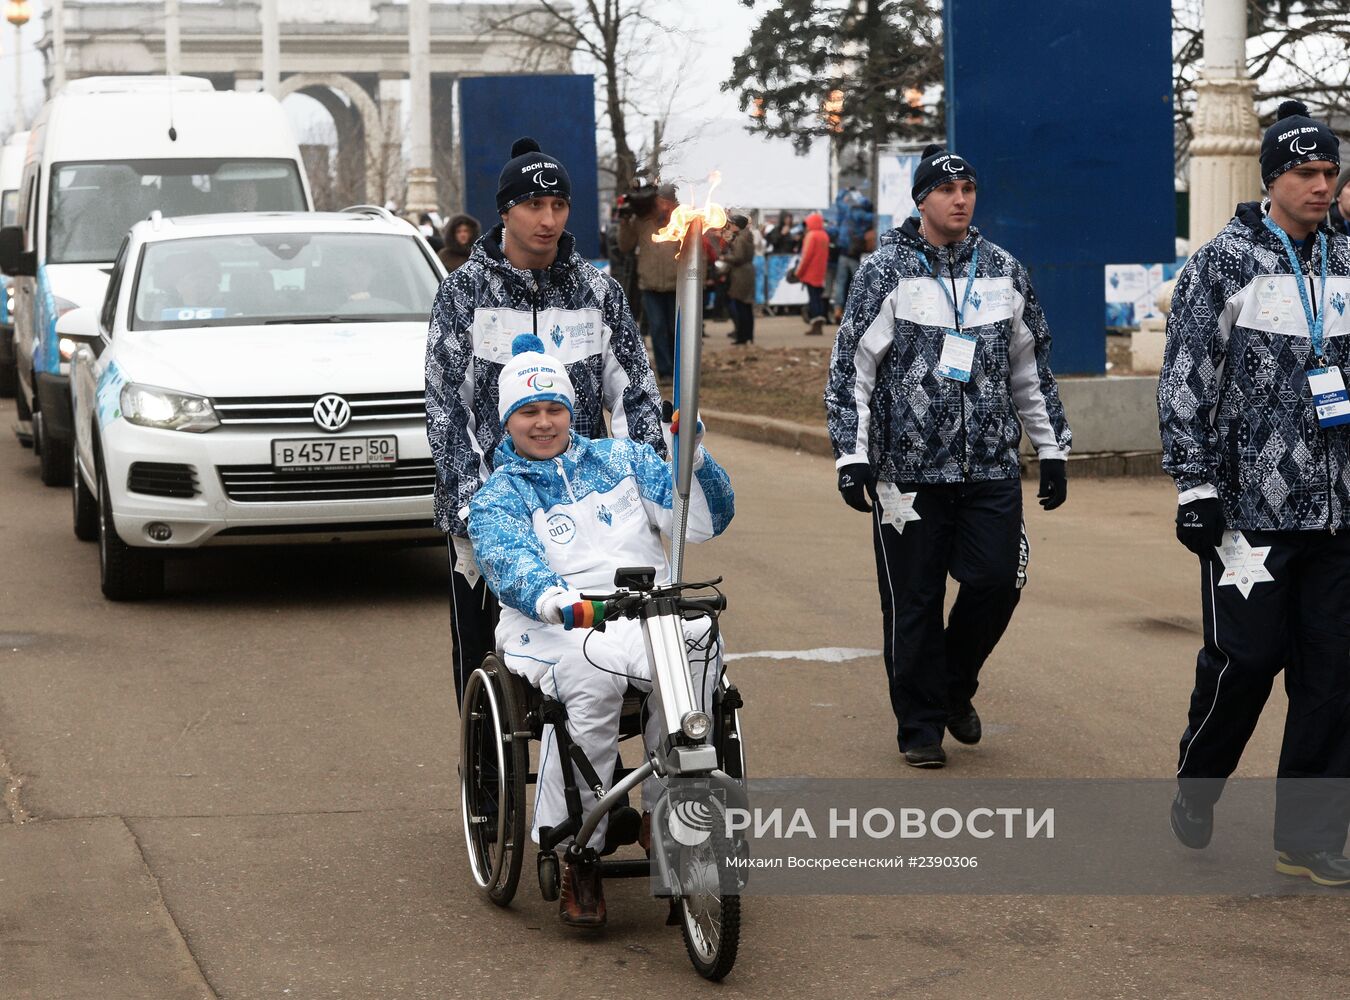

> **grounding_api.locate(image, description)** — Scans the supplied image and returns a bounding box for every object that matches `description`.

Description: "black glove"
[1175,497,1225,556]
[1037,459,1067,511]
[837,463,875,513]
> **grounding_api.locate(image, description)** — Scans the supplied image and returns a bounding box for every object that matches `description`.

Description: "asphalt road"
[0,392,1343,999]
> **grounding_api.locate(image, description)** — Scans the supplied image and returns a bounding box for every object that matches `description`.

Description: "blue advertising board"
[944,1,1175,373]
[459,75,601,258]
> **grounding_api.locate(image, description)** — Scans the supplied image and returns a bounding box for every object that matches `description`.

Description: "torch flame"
[652,171,728,245]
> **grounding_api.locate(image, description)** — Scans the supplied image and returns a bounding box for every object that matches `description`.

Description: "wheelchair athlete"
[467,334,735,928]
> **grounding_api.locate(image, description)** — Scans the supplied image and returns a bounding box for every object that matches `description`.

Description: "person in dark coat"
[438,214,481,272]
[725,214,757,344]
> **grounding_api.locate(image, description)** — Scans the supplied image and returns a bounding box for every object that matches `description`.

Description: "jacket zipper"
[554,455,581,505]
[948,254,970,481]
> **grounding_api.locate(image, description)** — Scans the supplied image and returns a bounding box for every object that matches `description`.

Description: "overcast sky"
[0,1,826,209]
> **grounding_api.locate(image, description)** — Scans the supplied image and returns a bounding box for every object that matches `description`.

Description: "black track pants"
[1177,530,1350,852]
[447,535,500,710]
[871,478,1025,751]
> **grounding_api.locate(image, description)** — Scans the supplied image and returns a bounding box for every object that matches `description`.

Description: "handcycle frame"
[459,566,748,980]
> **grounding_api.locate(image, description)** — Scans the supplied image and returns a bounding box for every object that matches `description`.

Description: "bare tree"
[1173,0,1350,178]
[474,1,693,193]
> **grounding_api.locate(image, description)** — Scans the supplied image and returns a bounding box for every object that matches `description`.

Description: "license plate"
[272,436,398,471]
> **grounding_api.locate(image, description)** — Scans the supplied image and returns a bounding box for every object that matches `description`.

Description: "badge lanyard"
[1262,217,1329,363]
[918,247,980,332]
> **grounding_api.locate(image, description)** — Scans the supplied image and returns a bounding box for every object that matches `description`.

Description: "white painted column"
[260,0,280,96]
[51,0,66,93]
[404,0,438,214]
[377,72,405,210]
[10,24,21,127]
[1188,0,1261,247]
[164,0,181,76]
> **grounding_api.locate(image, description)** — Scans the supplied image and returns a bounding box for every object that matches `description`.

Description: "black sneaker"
[904,744,947,769]
[1275,850,1350,887]
[1169,790,1213,849]
[947,706,982,745]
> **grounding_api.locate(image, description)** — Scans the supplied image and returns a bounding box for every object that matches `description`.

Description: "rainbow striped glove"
[561,600,606,630]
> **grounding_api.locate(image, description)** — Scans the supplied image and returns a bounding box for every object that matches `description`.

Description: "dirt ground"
[693,317,1141,428]
[699,341,833,426]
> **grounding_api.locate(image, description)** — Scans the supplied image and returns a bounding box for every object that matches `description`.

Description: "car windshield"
[129,232,440,330]
[47,159,307,264]
[1,189,17,228]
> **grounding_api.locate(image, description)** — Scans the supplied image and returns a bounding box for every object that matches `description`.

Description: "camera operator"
[618,182,682,379]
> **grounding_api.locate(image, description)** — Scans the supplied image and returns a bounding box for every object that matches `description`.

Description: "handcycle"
[459,566,748,980]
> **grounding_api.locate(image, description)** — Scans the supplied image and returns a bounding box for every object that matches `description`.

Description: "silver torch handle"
[670,216,705,586]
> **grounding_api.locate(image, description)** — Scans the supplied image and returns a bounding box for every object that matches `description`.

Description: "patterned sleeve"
[600,275,667,457]
[1008,264,1072,459]
[1158,250,1227,493]
[624,439,734,542]
[824,254,897,468]
[467,475,566,620]
[425,275,486,533]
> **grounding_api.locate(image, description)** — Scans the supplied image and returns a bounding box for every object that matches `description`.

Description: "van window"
[130,232,441,330]
[1,190,17,228]
[46,159,307,265]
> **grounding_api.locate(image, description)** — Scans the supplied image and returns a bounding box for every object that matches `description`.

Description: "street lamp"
[6,0,29,131]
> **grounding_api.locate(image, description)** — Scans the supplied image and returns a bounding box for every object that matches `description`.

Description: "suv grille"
[212,391,425,428]
[217,460,437,504]
[127,462,199,498]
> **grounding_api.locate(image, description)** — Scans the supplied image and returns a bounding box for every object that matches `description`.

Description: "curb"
[702,409,1166,479]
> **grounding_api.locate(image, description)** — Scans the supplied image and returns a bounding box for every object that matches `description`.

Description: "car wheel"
[36,412,73,487]
[97,460,164,601]
[72,453,99,541]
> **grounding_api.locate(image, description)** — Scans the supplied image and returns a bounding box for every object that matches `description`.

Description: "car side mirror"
[0,226,34,277]
[56,306,100,342]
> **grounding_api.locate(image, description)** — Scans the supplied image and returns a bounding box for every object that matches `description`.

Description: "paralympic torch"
[652,175,726,584]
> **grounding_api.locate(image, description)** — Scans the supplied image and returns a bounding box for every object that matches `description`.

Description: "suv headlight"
[120,383,220,433]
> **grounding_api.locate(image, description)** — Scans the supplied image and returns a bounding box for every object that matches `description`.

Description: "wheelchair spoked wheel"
[674,797,741,981]
[460,656,527,906]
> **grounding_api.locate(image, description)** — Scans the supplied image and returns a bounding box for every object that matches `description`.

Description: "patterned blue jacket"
[468,433,734,621]
[425,225,665,534]
[1158,202,1350,531]
[825,218,1071,483]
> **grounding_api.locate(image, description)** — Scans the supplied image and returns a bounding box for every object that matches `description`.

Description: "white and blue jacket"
[825,217,1071,483]
[425,225,666,534]
[1159,202,1350,531]
[467,433,734,622]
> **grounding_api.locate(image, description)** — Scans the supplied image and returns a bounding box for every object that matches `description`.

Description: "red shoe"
[559,861,606,928]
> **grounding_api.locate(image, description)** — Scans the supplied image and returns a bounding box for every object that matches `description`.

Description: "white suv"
[62,208,446,599]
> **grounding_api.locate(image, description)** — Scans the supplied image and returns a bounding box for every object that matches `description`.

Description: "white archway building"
[37,0,568,209]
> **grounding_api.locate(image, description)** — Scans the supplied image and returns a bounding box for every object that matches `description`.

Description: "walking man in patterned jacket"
[1159,100,1350,887]
[825,144,1072,769]
[425,137,665,704]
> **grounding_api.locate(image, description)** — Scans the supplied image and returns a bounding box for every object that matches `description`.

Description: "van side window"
[100,238,129,336]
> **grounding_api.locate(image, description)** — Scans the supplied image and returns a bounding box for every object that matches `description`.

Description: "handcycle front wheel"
[674,797,741,981]
[460,656,528,906]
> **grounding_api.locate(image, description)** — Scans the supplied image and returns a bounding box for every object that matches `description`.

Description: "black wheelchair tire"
[676,798,741,981]
[459,657,528,906]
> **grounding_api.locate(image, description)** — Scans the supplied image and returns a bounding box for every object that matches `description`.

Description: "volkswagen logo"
[313,393,352,432]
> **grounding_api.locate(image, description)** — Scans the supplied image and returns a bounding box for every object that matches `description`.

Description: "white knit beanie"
[497,334,576,422]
